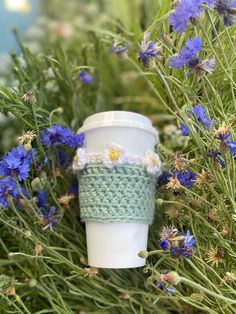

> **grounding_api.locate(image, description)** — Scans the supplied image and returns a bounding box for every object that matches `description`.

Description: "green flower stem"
[180,276,236,304]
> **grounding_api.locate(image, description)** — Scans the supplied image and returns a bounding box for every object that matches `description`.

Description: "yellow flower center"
[74,156,79,163]
[109,149,120,161]
[148,156,158,166]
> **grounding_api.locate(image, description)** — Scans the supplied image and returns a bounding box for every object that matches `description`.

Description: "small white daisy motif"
[103,143,126,168]
[73,148,87,170]
[142,150,161,176]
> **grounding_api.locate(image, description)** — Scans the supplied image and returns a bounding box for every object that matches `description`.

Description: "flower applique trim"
[73,143,161,177]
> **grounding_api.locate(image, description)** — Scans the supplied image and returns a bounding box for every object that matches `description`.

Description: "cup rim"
[78,111,159,142]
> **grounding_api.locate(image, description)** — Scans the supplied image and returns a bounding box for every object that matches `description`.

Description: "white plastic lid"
[79,111,159,141]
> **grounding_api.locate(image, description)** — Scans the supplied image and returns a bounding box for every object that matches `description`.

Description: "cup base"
[86,221,149,269]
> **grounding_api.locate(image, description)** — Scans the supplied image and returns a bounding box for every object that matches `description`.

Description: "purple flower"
[191,105,214,129]
[170,229,195,259]
[169,0,204,34]
[214,0,236,26]
[138,33,162,66]
[173,169,196,189]
[213,125,231,142]
[226,140,236,155]
[183,230,196,247]
[170,37,202,69]
[41,125,84,149]
[170,37,215,74]
[180,245,194,259]
[79,71,93,84]
[205,0,216,5]
[0,177,23,208]
[179,105,213,136]
[0,146,36,181]
[156,280,176,294]
[37,190,48,208]
[179,121,190,136]
[39,206,61,230]
[111,42,129,55]
[157,171,171,186]
[160,239,170,251]
[208,149,225,168]
[170,247,181,259]
[69,181,78,194]
[179,230,196,259]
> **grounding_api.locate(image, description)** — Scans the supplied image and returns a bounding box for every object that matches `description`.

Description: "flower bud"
[138,250,149,258]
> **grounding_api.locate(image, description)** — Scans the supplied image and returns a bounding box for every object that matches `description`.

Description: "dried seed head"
[6,286,16,296]
[18,130,36,145]
[58,194,74,207]
[119,292,131,299]
[172,153,188,171]
[22,89,36,104]
[165,203,182,220]
[196,169,214,185]
[35,243,44,256]
[166,177,181,190]
[189,197,203,209]
[84,267,99,277]
[207,208,219,222]
[220,223,229,236]
[206,247,224,267]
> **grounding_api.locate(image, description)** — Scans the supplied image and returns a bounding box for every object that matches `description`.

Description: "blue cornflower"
[169,0,215,34]
[159,226,178,251]
[57,150,67,166]
[0,177,22,208]
[226,140,236,155]
[41,125,84,149]
[138,33,162,66]
[170,37,215,74]
[111,42,129,55]
[160,239,170,251]
[157,171,171,186]
[183,230,196,247]
[180,245,194,259]
[191,105,214,129]
[39,206,61,230]
[0,145,36,181]
[208,149,225,168]
[169,0,203,34]
[69,181,78,195]
[156,280,176,294]
[179,105,213,136]
[214,0,236,26]
[179,121,190,136]
[56,150,72,168]
[213,124,231,142]
[189,58,216,74]
[170,247,181,259]
[173,169,196,189]
[37,190,48,208]
[179,230,196,259]
[79,71,93,84]
[170,229,195,259]
[170,37,202,68]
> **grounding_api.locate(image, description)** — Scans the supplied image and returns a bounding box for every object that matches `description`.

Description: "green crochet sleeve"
[78,164,156,224]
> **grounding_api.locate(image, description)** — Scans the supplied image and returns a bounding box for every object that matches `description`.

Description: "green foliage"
[1,0,236,313]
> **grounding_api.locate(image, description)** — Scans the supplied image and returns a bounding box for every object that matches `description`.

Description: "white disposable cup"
[78,111,158,268]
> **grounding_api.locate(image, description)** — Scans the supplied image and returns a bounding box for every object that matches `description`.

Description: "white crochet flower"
[142,150,161,176]
[73,148,87,170]
[103,143,126,168]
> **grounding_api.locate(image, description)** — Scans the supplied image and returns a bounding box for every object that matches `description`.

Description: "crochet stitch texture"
[79,164,156,224]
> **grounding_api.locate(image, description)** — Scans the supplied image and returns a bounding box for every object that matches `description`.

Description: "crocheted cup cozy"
[79,164,156,224]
